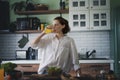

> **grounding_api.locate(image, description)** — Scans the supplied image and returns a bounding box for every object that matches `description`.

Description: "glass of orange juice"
[44,25,53,34]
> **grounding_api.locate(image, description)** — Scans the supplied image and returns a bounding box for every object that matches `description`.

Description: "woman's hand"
[76,68,81,77]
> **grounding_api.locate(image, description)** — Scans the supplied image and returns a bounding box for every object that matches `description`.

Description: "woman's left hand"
[76,68,81,77]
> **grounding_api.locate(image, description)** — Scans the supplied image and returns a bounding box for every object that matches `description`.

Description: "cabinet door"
[90,0,110,10]
[90,10,110,30]
[69,0,89,10]
[69,11,89,31]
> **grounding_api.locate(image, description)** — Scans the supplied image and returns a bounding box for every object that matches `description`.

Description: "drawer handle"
[21,66,32,67]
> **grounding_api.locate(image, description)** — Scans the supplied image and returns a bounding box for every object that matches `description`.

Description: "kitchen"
[0,0,120,79]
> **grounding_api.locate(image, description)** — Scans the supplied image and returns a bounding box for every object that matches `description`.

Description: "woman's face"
[52,20,65,33]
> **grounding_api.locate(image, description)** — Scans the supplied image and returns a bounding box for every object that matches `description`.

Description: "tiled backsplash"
[0,31,110,59]
[68,31,110,58]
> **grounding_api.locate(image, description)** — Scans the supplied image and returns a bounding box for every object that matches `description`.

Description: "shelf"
[0,30,41,34]
[15,30,41,34]
[15,9,69,15]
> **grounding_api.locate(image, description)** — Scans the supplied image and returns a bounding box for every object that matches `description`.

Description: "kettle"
[26,47,36,60]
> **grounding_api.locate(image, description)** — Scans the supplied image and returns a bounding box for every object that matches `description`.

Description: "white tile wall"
[68,31,110,58]
[0,31,110,59]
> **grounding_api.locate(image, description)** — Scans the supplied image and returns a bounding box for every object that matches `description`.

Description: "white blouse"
[31,33,80,74]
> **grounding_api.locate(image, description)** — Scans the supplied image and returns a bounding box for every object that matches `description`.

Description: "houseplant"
[11,1,26,12]
[1,62,22,80]
[1,62,17,74]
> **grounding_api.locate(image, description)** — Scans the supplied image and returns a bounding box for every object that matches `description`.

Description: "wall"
[0,31,110,59]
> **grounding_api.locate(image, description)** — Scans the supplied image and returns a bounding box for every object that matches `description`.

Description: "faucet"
[86,49,96,59]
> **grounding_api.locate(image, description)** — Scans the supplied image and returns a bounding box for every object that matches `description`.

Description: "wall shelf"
[15,9,69,15]
[15,30,41,34]
[0,30,41,34]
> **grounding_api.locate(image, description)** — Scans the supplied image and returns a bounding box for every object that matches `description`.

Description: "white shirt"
[31,33,80,74]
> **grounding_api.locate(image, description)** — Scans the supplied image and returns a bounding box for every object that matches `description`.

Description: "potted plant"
[1,62,22,80]
[1,62,17,74]
[11,1,26,12]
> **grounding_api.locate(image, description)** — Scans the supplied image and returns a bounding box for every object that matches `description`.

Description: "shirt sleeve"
[30,34,49,49]
[70,38,80,71]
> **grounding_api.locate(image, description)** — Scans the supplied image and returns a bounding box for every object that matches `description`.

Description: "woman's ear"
[62,24,65,29]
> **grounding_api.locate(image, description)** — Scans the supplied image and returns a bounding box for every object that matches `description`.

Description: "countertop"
[2,60,114,64]
[79,60,114,63]
[2,60,41,64]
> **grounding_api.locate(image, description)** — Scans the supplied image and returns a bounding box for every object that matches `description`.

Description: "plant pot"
[6,70,22,80]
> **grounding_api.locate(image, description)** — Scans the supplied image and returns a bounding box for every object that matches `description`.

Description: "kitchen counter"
[2,60,114,64]
[2,59,114,71]
[79,60,114,63]
[2,60,40,64]
[2,60,114,70]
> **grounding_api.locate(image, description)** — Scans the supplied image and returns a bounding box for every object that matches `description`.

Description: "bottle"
[60,0,63,9]
[65,0,69,9]
[40,24,44,31]
[62,1,65,9]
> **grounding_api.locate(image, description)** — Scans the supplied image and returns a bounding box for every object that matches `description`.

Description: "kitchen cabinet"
[69,0,110,10]
[80,63,110,77]
[69,0,110,31]
[15,64,39,74]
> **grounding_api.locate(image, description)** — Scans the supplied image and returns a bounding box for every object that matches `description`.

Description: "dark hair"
[54,16,70,34]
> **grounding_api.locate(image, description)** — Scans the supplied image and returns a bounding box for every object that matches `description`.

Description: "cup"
[44,25,53,34]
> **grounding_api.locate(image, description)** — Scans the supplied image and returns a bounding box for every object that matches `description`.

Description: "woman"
[31,16,80,75]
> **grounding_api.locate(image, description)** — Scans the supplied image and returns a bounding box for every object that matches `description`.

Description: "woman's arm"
[30,31,46,48]
[32,31,46,45]
[31,25,52,48]
[70,38,80,71]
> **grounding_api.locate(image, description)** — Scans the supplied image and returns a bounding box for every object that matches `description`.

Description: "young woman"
[31,16,80,75]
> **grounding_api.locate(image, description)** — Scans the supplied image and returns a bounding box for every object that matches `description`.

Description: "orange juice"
[45,25,53,34]
[0,68,4,80]
[45,28,52,34]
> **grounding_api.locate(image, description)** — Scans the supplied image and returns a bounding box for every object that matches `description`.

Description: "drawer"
[15,64,39,72]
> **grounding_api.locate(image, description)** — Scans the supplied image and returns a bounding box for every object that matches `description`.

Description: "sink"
[80,58,109,60]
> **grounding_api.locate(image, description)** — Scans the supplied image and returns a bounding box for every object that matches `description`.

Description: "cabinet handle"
[21,66,32,67]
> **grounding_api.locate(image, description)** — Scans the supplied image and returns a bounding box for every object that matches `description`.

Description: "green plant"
[11,1,26,12]
[1,62,17,74]
[48,67,62,76]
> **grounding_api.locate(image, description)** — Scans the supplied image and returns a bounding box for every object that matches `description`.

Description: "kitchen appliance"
[16,17,40,30]
[15,50,27,60]
[26,47,38,60]
[15,48,38,60]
